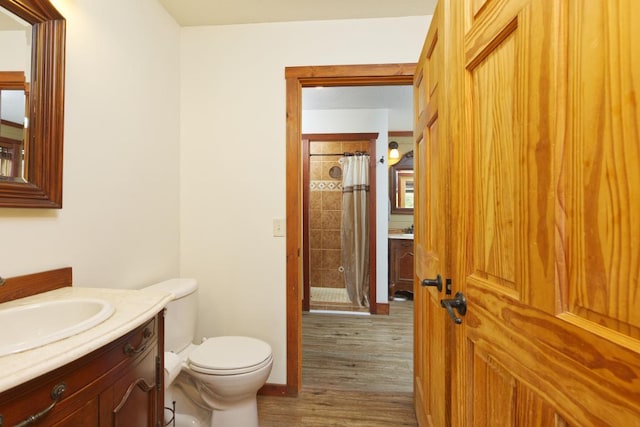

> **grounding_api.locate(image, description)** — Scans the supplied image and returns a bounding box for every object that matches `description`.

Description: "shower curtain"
[341,153,370,307]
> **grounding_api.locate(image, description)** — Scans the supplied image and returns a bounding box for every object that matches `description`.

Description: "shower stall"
[301,133,378,313]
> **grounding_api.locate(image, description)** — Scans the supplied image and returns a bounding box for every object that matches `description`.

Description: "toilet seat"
[188,336,272,376]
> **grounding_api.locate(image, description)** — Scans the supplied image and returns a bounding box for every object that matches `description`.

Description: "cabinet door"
[103,317,161,427]
[389,239,415,297]
[395,241,414,287]
[109,348,159,427]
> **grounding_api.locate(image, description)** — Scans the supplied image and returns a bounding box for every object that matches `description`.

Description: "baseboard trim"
[258,383,292,397]
[375,302,390,315]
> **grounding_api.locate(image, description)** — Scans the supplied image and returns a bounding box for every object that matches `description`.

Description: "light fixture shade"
[389,141,400,159]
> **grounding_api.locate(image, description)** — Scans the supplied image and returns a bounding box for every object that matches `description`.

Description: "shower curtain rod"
[309,151,368,157]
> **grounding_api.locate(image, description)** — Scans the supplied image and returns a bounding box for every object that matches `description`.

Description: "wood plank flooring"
[258,300,416,426]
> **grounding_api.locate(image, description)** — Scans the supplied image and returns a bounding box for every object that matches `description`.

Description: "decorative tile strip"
[310,180,342,191]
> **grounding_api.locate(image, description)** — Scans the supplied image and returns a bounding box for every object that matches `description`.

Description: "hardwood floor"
[258,300,417,426]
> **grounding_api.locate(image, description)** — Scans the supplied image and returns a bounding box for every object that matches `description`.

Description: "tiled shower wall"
[308,140,370,289]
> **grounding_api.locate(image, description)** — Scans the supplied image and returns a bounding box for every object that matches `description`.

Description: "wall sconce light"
[388,141,400,159]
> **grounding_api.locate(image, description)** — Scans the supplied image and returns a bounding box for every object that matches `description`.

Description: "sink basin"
[389,233,414,239]
[0,297,115,357]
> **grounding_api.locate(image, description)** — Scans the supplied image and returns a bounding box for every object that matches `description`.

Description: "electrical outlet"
[273,218,285,237]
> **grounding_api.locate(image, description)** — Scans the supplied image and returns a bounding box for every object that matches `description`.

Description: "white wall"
[0,0,181,288]
[303,108,390,304]
[180,16,431,384]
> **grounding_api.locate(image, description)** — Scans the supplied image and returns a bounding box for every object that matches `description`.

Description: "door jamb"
[285,63,416,395]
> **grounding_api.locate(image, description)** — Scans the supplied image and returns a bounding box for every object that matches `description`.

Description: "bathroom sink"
[0,297,115,357]
[388,233,414,239]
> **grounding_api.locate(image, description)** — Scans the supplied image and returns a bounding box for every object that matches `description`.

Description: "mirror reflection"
[395,170,414,208]
[390,150,414,214]
[0,87,26,178]
[0,5,31,181]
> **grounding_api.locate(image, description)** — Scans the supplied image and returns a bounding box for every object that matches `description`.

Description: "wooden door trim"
[301,132,379,314]
[285,64,415,395]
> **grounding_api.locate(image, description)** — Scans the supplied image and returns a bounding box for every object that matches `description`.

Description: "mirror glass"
[0,0,65,208]
[0,7,30,181]
[390,150,414,214]
[0,88,27,179]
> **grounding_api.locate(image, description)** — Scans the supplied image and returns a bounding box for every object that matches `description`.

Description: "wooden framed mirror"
[390,150,413,214]
[0,0,65,208]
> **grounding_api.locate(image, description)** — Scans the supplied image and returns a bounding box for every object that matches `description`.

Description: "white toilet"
[145,278,273,427]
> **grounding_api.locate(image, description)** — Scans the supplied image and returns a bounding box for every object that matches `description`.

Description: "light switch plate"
[273,218,285,237]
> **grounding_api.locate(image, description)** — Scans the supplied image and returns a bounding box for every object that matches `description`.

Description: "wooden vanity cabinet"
[388,238,415,299]
[0,313,164,427]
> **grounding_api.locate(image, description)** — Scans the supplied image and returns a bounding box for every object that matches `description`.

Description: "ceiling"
[302,85,413,110]
[158,0,437,27]
[302,86,414,130]
[303,86,413,111]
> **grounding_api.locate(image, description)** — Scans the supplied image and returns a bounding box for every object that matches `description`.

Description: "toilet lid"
[188,336,272,375]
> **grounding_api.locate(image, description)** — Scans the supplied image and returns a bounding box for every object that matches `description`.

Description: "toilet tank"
[144,278,198,353]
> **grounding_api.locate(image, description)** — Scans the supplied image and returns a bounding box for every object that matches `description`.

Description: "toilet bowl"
[144,279,272,427]
[185,336,272,426]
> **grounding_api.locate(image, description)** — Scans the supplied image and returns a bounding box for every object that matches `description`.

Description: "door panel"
[414,4,449,426]
[564,0,640,338]
[454,0,640,425]
[470,28,517,294]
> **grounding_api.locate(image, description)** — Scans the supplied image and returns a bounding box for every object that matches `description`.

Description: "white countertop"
[388,233,414,240]
[0,287,172,393]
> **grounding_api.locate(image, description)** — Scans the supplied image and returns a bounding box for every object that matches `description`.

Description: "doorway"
[285,63,416,394]
[302,133,378,314]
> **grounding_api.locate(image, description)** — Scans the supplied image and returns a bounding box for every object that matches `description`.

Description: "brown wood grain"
[0,267,72,303]
[259,300,415,426]
[0,0,66,208]
[413,4,452,426]
[565,0,640,338]
[389,239,415,298]
[0,314,162,426]
[448,0,640,423]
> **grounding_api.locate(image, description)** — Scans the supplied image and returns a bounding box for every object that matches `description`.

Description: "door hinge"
[156,355,161,391]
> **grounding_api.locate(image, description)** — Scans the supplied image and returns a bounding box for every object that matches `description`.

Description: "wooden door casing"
[285,64,416,395]
[449,0,640,425]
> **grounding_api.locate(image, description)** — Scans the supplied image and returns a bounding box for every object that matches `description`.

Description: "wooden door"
[450,0,640,425]
[413,4,450,426]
